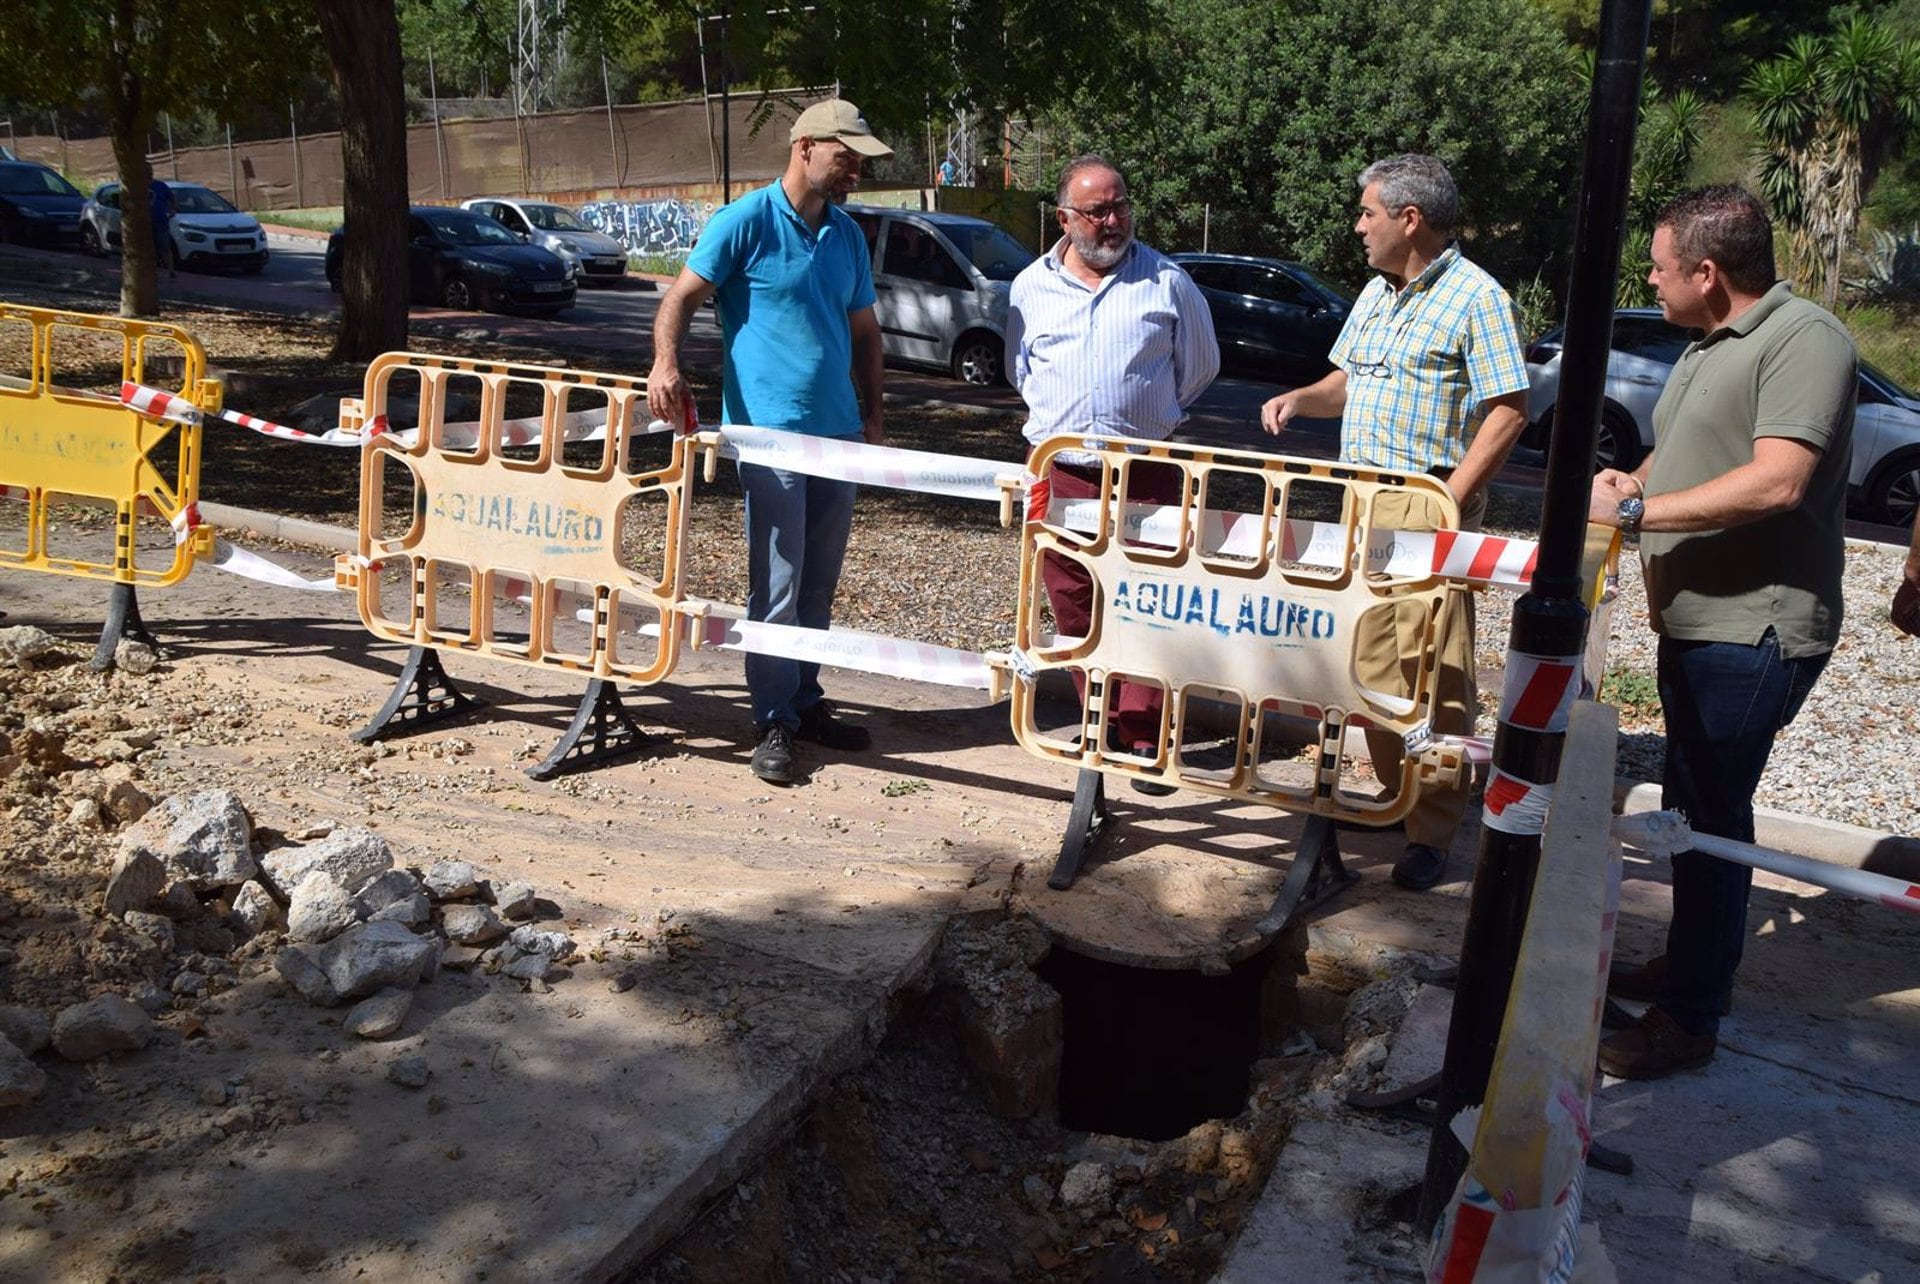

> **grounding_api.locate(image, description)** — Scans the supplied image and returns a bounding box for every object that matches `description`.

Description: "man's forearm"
[1286,371,1349,419]
[651,289,698,372]
[1448,396,1528,502]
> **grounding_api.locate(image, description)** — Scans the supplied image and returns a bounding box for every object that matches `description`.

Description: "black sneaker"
[750,723,795,784]
[794,700,871,751]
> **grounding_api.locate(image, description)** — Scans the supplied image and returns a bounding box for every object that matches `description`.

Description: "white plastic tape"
[209,541,338,592]
[1615,811,1920,916]
[679,608,994,689]
[711,425,1017,502]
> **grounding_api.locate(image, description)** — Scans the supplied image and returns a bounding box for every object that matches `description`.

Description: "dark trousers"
[1039,459,1182,751]
[1656,630,1827,1035]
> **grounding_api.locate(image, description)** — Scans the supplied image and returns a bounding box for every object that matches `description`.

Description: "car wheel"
[1595,404,1646,472]
[1868,448,1920,529]
[80,223,103,257]
[951,332,1004,386]
[441,275,476,310]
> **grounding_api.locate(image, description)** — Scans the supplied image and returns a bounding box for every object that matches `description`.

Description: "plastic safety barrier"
[1009,435,1619,828]
[0,304,218,587]
[332,351,694,685]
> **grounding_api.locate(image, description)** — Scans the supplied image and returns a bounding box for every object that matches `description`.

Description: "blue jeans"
[1656,631,1827,1035]
[740,461,857,732]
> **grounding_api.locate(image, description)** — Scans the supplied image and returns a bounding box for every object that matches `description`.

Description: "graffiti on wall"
[577,199,716,261]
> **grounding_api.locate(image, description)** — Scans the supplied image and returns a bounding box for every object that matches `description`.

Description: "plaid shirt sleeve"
[1463,288,1530,404]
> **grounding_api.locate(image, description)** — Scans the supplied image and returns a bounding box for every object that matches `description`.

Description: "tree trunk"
[316,0,410,362]
[102,2,159,319]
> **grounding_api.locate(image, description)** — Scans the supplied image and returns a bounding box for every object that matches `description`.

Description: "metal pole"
[696,11,718,182]
[429,46,449,200]
[227,124,239,207]
[601,54,620,188]
[720,4,732,204]
[1203,203,1210,253]
[290,100,303,209]
[1414,0,1652,1236]
[164,113,178,180]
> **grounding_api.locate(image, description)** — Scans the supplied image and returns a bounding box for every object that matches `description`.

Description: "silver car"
[1525,306,1920,527]
[80,181,268,273]
[461,198,629,285]
[842,205,1035,385]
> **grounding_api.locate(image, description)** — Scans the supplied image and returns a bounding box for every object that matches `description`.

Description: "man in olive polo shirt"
[1588,186,1855,1079]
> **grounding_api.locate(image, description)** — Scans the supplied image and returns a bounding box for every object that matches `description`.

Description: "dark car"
[0,160,85,248]
[326,206,576,315]
[1170,252,1352,381]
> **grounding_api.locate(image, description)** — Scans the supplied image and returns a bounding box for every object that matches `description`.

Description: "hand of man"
[862,415,886,448]
[1589,474,1632,526]
[1260,392,1301,436]
[646,363,689,428]
[1894,557,1920,639]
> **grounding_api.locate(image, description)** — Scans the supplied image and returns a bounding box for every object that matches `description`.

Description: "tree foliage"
[1746,16,1920,306]
[1052,0,1585,290]
[0,0,317,316]
[1617,85,1708,305]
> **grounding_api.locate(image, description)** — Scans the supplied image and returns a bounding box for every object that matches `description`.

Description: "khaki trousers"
[1355,487,1484,849]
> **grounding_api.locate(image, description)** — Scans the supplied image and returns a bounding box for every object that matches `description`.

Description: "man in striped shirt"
[1008,155,1220,794]
[1261,153,1530,890]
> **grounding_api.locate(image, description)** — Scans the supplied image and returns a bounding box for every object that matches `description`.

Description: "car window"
[1611,316,1691,363]
[408,215,435,241]
[98,184,121,211]
[497,206,530,234]
[1182,261,1232,290]
[172,186,237,215]
[0,164,80,197]
[425,210,519,246]
[526,204,591,232]
[882,221,970,289]
[939,222,1033,282]
[1243,266,1314,307]
[849,212,881,259]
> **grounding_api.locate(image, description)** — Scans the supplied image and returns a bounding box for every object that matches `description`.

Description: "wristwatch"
[1616,495,1645,535]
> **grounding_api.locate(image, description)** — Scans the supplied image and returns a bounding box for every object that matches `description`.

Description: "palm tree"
[1746,17,1920,309]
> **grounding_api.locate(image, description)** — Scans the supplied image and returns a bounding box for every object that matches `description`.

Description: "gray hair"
[1359,154,1458,234]
[1056,154,1126,207]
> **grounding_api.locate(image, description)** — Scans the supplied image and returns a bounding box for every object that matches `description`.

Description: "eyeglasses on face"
[1060,199,1133,224]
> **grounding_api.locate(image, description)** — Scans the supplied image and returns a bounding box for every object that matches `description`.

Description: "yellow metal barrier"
[333,351,693,685]
[0,304,218,586]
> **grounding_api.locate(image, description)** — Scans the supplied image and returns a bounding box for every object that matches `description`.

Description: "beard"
[1069,223,1132,271]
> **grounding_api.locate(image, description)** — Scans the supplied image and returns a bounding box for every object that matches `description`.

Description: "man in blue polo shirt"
[647,99,891,784]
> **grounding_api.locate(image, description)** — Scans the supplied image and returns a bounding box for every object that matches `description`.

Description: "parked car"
[326,206,576,315]
[841,205,1035,385]
[79,181,268,273]
[0,160,84,248]
[1525,306,1920,527]
[460,197,629,286]
[1169,252,1353,382]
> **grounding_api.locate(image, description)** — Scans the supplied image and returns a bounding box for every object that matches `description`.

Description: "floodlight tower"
[515,0,570,115]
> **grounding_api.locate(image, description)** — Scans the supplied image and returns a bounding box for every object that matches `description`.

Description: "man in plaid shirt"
[1260,153,1530,891]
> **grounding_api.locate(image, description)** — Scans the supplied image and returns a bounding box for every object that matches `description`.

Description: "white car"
[1524,307,1920,528]
[460,198,629,285]
[841,205,1035,385]
[79,181,268,273]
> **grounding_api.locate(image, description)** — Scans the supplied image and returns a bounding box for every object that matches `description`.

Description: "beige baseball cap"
[789,100,894,158]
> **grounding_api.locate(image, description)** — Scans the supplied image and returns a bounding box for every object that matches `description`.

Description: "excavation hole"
[1037,944,1269,1142]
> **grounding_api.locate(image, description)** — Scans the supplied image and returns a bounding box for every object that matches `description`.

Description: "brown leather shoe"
[1597,1006,1717,1080]
[1608,955,1732,1013]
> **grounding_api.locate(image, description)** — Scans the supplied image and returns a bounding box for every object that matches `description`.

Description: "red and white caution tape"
[121,381,675,452]
[1046,498,1543,592]
[1482,766,1553,836]
[1498,650,1582,733]
[1615,812,1920,916]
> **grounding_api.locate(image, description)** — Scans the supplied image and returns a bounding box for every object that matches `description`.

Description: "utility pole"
[1415,0,1653,1235]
